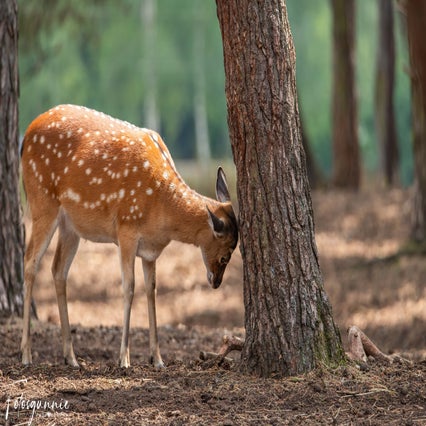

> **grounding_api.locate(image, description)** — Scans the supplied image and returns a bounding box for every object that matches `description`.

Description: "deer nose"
[207,271,214,286]
[208,271,224,289]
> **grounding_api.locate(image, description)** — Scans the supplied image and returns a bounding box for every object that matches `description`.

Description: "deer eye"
[219,256,229,265]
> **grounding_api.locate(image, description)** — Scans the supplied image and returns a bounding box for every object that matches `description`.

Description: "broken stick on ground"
[200,335,244,365]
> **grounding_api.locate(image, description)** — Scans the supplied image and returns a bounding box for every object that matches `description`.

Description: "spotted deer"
[20,104,238,368]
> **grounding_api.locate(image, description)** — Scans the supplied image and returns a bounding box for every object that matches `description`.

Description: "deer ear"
[207,206,225,236]
[216,167,231,203]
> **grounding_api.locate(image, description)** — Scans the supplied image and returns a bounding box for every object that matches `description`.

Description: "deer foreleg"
[21,213,58,365]
[51,216,80,367]
[118,237,137,368]
[142,259,164,368]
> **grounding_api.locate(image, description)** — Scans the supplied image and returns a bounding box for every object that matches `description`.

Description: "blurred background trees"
[405,0,426,241]
[330,0,360,189]
[18,0,413,187]
[375,0,398,187]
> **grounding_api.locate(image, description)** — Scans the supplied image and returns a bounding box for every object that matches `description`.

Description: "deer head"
[204,168,239,288]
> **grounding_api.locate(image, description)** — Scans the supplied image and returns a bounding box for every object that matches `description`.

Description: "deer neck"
[161,182,215,247]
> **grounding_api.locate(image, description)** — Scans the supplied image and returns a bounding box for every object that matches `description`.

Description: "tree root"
[201,327,411,367]
[199,335,244,365]
[345,325,411,365]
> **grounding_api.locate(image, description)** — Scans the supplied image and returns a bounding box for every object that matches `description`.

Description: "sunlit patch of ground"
[27,186,426,354]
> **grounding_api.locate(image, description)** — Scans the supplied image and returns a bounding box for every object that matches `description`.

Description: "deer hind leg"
[51,213,80,367]
[142,258,164,368]
[21,210,59,365]
[118,234,137,368]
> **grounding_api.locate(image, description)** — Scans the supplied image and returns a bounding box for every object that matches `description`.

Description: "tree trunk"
[406,0,426,242]
[300,114,323,188]
[331,0,360,189]
[141,0,159,131]
[0,0,25,317]
[216,0,344,377]
[193,10,211,165]
[375,0,399,186]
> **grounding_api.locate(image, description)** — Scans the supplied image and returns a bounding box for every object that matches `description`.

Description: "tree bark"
[375,0,399,186]
[406,0,426,241]
[331,0,360,189]
[0,0,25,317]
[216,0,344,377]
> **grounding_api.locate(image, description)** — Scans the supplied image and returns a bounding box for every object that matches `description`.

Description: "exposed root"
[200,335,244,365]
[346,325,411,365]
[201,327,411,368]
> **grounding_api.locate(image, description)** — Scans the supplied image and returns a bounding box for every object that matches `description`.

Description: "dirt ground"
[1,187,426,425]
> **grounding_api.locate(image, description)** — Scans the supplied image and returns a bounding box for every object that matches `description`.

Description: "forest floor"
[1,187,426,425]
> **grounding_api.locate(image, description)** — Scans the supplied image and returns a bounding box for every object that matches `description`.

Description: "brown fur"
[21,104,238,368]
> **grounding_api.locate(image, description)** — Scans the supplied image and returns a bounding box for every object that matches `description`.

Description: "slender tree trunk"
[193,11,211,165]
[141,0,159,131]
[216,0,344,378]
[300,114,323,188]
[331,0,360,189]
[406,0,426,241]
[375,0,399,186]
[0,0,25,317]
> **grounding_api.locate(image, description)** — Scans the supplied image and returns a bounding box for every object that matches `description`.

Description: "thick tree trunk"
[331,0,360,189]
[375,0,399,186]
[216,0,344,377]
[0,0,25,317]
[406,0,426,241]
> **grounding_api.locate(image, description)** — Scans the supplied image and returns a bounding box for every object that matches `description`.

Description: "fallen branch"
[200,335,244,365]
[338,387,395,398]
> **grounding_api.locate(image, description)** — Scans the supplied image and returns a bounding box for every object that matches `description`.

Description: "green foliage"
[18,0,226,160]
[18,0,413,183]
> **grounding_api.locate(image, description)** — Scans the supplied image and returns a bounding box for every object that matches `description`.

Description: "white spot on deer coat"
[146,188,153,195]
[66,188,81,202]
